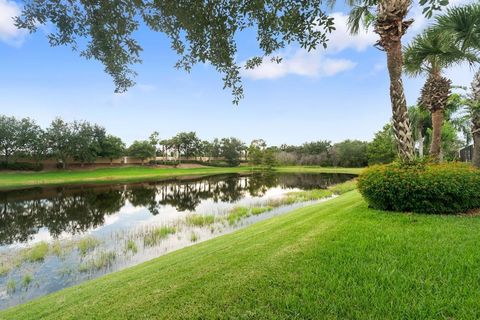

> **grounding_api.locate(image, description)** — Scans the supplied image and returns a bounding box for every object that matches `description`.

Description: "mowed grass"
[3,190,480,319]
[0,166,361,190]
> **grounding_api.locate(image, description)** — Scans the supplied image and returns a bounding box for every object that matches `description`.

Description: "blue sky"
[0,0,475,146]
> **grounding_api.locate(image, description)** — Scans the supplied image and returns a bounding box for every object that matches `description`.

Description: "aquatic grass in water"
[185,214,215,227]
[21,274,32,287]
[328,179,357,194]
[23,242,49,262]
[227,207,250,225]
[284,180,357,203]
[78,237,101,256]
[143,226,177,247]
[190,232,199,242]
[6,279,15,294]
[50,241,62,257]
[79,251,116,272]
[251,206,273,215]
[125,240,138,254]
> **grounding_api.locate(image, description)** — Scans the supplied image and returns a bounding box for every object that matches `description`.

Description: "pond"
[0,172,355,309]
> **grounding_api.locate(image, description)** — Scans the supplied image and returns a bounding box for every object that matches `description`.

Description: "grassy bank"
[3,190,480,319]
[0,166,363,190]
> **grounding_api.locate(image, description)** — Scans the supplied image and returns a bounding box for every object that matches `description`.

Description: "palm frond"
[347,4,376,34]
[403,26,480,77]
[435,3,480,52]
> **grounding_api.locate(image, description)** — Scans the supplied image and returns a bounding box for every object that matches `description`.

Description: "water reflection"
[0,173,354,247]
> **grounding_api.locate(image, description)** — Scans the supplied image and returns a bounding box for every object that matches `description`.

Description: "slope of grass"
[0,166,361,190]
[3,191,480,319]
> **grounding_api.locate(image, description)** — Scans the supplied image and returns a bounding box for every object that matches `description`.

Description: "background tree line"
[0,109,473,170]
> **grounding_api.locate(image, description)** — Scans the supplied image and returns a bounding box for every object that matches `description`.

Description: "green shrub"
[148,160,234,167]
[358,162,480,214]
[0,162,43,171]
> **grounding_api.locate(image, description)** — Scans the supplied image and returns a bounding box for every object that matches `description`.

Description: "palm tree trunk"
[375,1,414,161]
[472,70,480,168]
[473,125,480,167]
[430,109,444,160]
[385,41,415,161]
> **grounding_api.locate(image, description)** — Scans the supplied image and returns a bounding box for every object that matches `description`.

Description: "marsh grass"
[125,240,138,254]
[143,226,177,247]
[79,251,116,272]
[23,242,49,262]
[78,237,101,256]
[6,279,16,294]
[189,232,199,242]
[21,274,32,288]
[251,206,273,215]
[0,262,13,276]
[50,241,62,257]
[185,214,215,227]
[227,207,250,225]
[285,179,357,203]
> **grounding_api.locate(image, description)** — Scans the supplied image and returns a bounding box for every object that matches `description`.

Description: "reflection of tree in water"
[0,188,125,246]
[276,173,356,190]
[0,173,355,246]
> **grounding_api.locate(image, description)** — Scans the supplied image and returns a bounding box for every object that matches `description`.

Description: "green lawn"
[0,166,363,190]
[3,190,480,319]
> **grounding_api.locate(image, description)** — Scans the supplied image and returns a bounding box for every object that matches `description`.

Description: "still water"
[0,172,354,309]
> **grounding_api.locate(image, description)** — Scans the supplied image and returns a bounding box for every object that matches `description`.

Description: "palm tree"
[347,0,415,161]
[435,3,480,166]
[403,27,477,161]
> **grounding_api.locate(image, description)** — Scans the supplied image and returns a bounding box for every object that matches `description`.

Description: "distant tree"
[128,140,156,165]
[367,125,397,165]
[29,130,48,164]
[263,149,276,169]
[275,151,297,166]
[149,131,160,155]
[221,138,245,167]
[100,135,126,164]
[332,140,368,167]
[300,140,331,155]
[211,139,222,158]
[248,139,266,166]
[248,147,263,166]
[198,140,213,160]
[177,132,201,158]
[47,118,74,168]
[0,116,19,163]
[71,121,102,166]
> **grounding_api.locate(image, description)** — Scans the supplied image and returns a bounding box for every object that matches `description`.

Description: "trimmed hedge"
[358,162,480,214]
[0,162,43,171]
[148,160,236,167]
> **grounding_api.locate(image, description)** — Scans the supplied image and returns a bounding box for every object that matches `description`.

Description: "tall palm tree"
[347,0,415,161]
[435,3,480,166]
[403,27,477,161]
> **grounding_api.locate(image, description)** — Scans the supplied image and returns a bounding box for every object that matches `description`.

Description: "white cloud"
[243,50,356,80]
[0,0,25,46]
[326,12,377,53]
[242,12,375,80]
